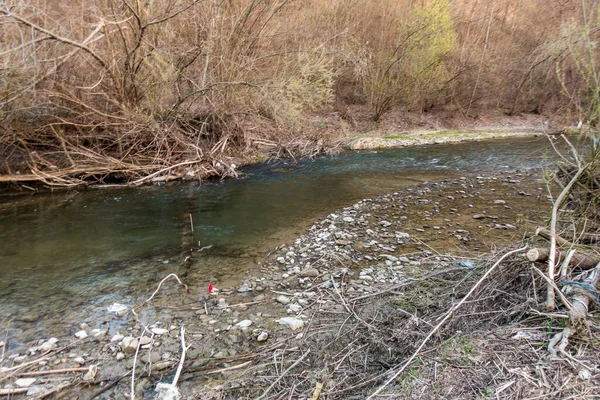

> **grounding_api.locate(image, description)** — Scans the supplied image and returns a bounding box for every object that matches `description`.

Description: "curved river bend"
[0,136,560,325]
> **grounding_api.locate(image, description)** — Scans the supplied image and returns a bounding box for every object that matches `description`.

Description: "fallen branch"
[545,164,588,310]
[141,273,188,307]
[526,248,598,269]
[0,388,28,395]
[155,326,190,399]
[17,367,89,376]
[254,349,311,400]
[366,246,527,399]
[535,227,574,247]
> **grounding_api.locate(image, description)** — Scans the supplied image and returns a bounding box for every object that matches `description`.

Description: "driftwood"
[535,227,574,247]
[526,248,599,269]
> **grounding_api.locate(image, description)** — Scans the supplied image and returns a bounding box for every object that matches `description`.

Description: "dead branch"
[526,248,599,269]
[546,165,589,311]
[366,245,527,399]
[535,227,574,247]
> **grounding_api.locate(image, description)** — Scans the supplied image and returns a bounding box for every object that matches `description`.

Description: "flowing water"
[0,136,560,328]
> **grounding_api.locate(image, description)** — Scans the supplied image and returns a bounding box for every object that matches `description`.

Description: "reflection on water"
[0,136,559,311]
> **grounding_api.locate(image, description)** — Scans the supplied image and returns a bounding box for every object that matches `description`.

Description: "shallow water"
[0,136,560,318]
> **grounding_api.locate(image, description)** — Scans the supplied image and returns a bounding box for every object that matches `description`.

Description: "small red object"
[208,283,214,293]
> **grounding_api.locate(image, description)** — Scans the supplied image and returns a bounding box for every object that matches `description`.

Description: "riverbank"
[4,169,597,399]
[0,111,559,191]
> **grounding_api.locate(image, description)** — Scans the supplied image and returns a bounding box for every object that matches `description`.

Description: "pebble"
[472,214,485,219]
[17,312,40,323]
[299,268,320,277]
[116,352,125,361]
[276,295,291,305]
[139,336,152,346]
[257,332,269,342]
[237,284,252,293]
[38,338,58,352]
[276,317,304,330]
[15,378,36,388]
[236,320,253,328]
[74,357,86,365]
[151,328,168,336]
[121,337,139,353]
[111,334,124,342]
[75,330,88,339]
[287,304,302,313]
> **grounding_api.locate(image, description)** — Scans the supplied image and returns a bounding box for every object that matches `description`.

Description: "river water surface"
[0,136,560,327]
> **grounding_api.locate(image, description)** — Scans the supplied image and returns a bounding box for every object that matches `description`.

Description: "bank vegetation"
[1,0,599,185]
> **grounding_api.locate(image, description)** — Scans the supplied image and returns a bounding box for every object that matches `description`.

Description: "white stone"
[74,330,88,339]
[276,317,305,330]
[111,334,124,342]
[116,352,125,361]
[236,320,253,328]
[287,304,302,313]
[121,337,139,353]
[257,332,269,342]
[151,328,168,336]
[39,337,58,352]
[74,357,85,365]
[91,329,106,337]
[578,369,591,380]
[276,295,291,305]
[139,336,152,346]
[107,303,128,316]
[15,378,36,388]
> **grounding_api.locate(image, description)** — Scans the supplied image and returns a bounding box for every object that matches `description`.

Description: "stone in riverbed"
[15,378,36,388]
[287,304,302,313]
[18,312,40,323]
[237,284,252,293]
[38,338,58,353]
[276,295,291,305]
[472,214,485,219]
[151,328,168,336]
[142,352,161,363]
[121,337,139,354]
[139,336,152,346]
[111,334,124,342]
[257,332,269,342]
[276,317,304,330]
[235,320,253,328]
[299,268,320,277]
[75,330,88,339]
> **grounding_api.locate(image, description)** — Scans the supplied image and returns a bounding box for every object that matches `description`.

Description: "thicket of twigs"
[1,0,599,186]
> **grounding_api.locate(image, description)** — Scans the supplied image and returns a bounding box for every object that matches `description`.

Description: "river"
[0,136,559,334]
